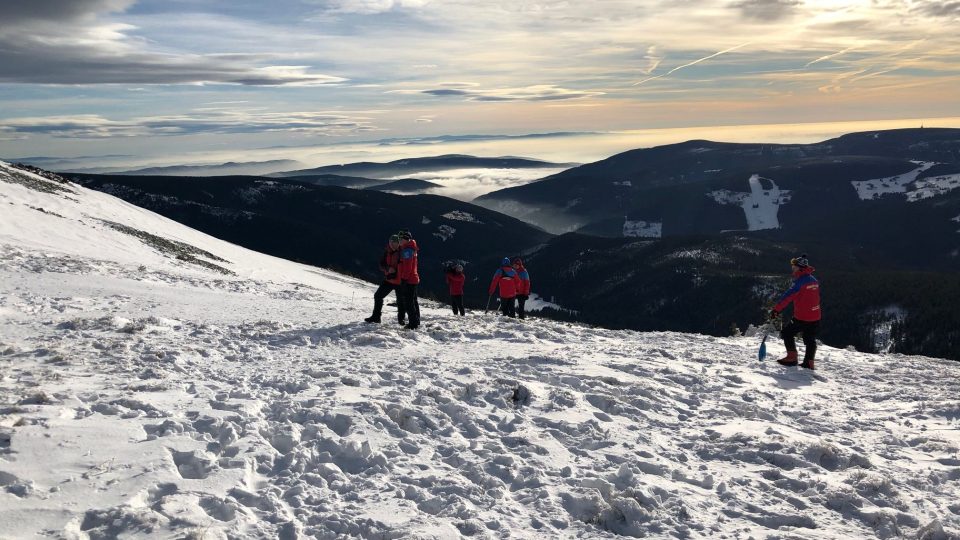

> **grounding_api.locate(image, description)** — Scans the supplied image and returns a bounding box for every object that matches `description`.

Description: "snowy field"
[2,162,960,539]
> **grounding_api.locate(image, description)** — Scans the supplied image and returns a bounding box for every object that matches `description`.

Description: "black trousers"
[500,296,516,318]
[781,318,820,361]
[516,295,527,319]
[371,282,399,321]
[398,282,420,326]
[451,295,464,316]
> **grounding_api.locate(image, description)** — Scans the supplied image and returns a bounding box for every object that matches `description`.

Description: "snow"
[848,161,960,202]
[623,219,662,238]
[871,306,908,354]
[2,161,960,539]
[663,249,727,265]
[907,172,960,202]
[709,174,792,231]
[522,294,576,315]
[441,211,482,224]
[432,224,456,242]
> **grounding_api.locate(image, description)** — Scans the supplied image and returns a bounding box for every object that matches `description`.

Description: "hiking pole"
[485,295,493,312]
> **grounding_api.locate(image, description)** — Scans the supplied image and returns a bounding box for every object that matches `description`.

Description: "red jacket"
[488,265,519,298]
[514,263,531,296]
[397,239,420,284]
[379,244,401,285]
[774,266,821,322]
[446,271,465,295]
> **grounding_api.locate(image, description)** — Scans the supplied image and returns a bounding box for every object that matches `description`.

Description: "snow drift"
[1,161,959,539]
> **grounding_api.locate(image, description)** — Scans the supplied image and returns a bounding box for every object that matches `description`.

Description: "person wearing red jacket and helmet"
[364,234,402,325]
[445,263,466,316]
[396,230,421,330]
[512,257,531,320]
[770,254,821,369]
[488,257,520,318]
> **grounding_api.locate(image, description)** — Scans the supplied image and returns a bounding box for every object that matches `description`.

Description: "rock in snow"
[2,160,960,538]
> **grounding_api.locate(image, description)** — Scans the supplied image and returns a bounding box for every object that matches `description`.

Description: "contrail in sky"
[633,41,753,86]
[805,46,858,68]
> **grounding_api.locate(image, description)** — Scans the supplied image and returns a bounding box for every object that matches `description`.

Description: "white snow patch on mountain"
[907,172,960,202]
[709,174,792,231]
[441,210,482,224]
[2,161,960,539]
[623,219,662,238]
[663,248,727,265]
[851,161,937,200]
[433,224,456,241]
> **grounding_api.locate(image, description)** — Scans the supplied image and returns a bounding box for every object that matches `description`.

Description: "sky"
[0,0,958,168]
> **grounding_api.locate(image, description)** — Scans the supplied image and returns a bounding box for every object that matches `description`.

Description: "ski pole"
[485,295,493,312]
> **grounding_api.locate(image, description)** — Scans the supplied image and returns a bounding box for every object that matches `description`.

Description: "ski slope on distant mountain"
[2,162,959,539]
[709,174,792,231]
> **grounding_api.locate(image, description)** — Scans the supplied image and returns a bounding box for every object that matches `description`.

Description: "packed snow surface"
[2,162,960,539]
[709,175,792,231]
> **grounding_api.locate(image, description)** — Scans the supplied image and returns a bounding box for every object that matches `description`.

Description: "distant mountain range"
[270,154,576,179]
[476,128,960,271]
[76,159,305,177]
[62,129,960,360]
[66,173,553,301]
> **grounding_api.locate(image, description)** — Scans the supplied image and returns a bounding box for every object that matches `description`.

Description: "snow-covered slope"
[2,162,959,539]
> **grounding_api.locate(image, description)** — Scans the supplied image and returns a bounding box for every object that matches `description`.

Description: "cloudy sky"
[1,0,958,166]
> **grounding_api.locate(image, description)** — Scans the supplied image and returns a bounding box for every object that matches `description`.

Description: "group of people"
[363,230,421,330]
[363,231,533,328]
[362,230,821,371]
[487,257,531,319]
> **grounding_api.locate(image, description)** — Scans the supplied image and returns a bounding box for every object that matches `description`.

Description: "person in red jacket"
[364,234,402,324]
[512,257,531,320]
[770,254,821,369]
[488,257,520,318]
[445,263,466,316]
[396,230,421,329]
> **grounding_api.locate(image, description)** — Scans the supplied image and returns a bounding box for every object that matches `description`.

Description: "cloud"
[728,0,801,21]
[0,0,134,23]
[395,84,604,102]
[912,1,960,17]
[303,0,430,15]
[642,46,663,75]
[634,41,753,86]
[0,1,345,86]
[422,89,471,96]
[0,110,381,139]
